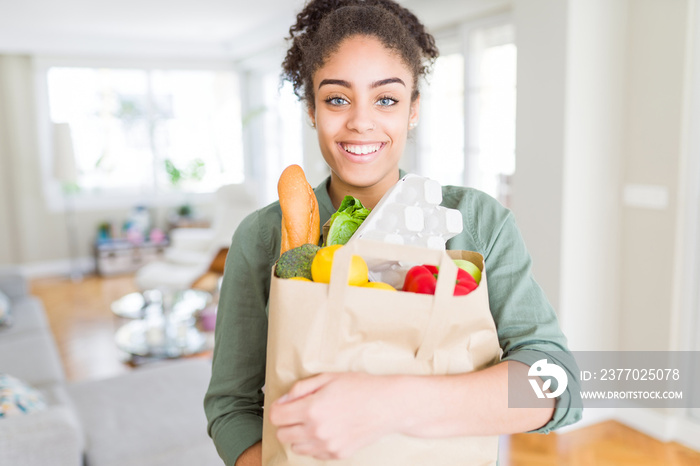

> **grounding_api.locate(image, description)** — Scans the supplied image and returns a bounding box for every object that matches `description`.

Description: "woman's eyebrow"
[371,77,405,88]
[318,79,350,89]
[317,77,406,90]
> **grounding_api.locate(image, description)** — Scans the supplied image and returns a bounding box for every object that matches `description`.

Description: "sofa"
[0,270,224,466]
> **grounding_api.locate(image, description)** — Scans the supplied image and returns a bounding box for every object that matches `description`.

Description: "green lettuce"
[326,196,371,246]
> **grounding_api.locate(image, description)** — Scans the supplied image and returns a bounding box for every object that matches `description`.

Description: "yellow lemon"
[288,276,312,282]
[360,281,397,291]
[311,245,368,285]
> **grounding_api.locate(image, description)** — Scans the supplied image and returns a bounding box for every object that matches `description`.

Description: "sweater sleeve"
[466,192,583,433]
[204,209,277,464]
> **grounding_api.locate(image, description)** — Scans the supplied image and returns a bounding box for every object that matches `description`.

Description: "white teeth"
[343,143,381,155]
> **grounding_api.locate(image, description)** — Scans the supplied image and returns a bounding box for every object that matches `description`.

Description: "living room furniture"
[95,238,169,277]
[0,269,223,466]
[111,288,211,320]
[134,183,256,292]
[112,289,213,364]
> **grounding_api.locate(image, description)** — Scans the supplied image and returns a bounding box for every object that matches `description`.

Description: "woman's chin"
[331,163,399,190]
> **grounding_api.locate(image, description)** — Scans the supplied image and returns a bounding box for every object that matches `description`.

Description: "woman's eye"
[326,97,348,106]
[377,97,398,107]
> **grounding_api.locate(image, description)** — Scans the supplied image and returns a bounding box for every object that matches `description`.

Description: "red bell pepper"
[403,264,478,296]
[403,265,438,295]
[454,267,478,295]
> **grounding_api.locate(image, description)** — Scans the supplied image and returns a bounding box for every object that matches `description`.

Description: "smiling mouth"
[340,142,385,155]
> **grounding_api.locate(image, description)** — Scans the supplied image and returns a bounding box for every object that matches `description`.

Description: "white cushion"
[67,359,222,466]
[0,297,48,336]
[169,228,216,252]
[0,332,66,387]
[0,403,83,466]
[134,261,209,291]
[163,248,211,266]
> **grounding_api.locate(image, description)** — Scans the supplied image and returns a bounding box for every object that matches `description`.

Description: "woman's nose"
[346,105,375,133]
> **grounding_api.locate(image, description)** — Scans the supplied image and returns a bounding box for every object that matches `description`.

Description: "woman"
[204,1,581,464]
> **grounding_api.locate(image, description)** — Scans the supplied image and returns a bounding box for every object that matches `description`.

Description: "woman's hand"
[268,372,402,460]
[268,362,555,460]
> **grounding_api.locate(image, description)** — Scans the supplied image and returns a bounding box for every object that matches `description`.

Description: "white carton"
[349,174,464,286]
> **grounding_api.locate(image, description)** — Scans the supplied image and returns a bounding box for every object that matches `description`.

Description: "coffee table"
[111,289,211,320]
[111,289,213,364]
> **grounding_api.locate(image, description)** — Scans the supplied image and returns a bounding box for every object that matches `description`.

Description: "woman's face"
[309,35,419,202]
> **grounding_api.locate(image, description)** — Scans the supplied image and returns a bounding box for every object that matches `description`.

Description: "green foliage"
[164,158,207,187]
[177,204,193,217]
[326,196,371,246]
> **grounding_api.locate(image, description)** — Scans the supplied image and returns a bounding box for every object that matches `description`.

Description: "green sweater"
[204,174,582,465]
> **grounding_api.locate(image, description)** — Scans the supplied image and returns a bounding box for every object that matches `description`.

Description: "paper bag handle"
[324,239,459,361]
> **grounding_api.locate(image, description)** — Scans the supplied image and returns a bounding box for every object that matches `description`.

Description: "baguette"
[277,164,320,255]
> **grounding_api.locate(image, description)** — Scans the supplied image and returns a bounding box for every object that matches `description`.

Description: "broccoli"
[275,244,320,280]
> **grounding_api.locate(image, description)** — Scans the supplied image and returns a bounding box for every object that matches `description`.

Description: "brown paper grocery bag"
[262,239,502,465]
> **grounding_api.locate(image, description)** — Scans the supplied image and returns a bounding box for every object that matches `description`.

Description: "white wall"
[512,0,693,354]
[619,0,690,351]
[512,1,699,445]
[511,0,567,319]
[559,0,627,351]
[677,0,700,357]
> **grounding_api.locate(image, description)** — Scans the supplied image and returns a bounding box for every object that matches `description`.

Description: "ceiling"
[0,0,506,62]
[0,0,308,60]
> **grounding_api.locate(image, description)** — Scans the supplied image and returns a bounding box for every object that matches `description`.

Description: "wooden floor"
[30,273,700,466]
[31,273,138,382]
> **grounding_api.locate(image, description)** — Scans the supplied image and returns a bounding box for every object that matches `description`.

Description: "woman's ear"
[409,94,420,128]
[307,105,316,128]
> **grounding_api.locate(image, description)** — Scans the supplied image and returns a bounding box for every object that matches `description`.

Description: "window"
[260,77,304,204]
[467,23,517,204]
[237,66,306,206]
[417,17,517,206]
[44,64,244,204]
[418,52,465,186]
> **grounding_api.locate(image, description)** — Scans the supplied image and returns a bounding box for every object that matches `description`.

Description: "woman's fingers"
[275,423,307,444]
[275,413,341,460]
[268,393,308,427]
[284,373,333,402]
[269,373,334,427]
[290,441,335,460]
[269,372,408,459]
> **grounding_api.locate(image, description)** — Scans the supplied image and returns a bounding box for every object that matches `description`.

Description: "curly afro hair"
[282,0,439,109]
